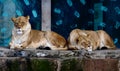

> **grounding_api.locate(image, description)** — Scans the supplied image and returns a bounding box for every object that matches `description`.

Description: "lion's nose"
[18,29,21,31]
[17,29,22,31]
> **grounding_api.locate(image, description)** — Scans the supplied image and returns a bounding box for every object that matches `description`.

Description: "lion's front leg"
[9,42,15,49]
[20,41,32,49]
[9,41,23,50]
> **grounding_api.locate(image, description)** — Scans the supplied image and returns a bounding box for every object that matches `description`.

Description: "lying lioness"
[68,29,116,51]
[10,16,67,50]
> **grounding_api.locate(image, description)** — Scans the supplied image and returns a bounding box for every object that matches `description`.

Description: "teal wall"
[0,0,120,48]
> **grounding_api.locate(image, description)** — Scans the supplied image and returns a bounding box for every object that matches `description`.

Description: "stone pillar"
[94,3,103,30]
[41,0,51,31]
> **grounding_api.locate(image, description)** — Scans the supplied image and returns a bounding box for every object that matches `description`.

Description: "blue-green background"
[0,0,120,48]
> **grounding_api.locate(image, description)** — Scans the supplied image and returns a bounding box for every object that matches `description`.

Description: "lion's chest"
[13,34,28,46]
[15,38,24,45]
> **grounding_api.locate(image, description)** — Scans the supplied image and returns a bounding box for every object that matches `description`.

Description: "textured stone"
[84,50,120,59]
[0,48,119,71]
[61,58,83,71]
[83,59,119,71]
[0,48,120,59]
[30,58,57,71]
[0,58,57,71]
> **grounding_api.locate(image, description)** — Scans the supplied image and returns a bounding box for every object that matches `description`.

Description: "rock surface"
[0,48,119,71]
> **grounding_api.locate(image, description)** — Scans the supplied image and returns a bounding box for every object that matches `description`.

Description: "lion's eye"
[15,24,17,26]
[21,22,25,24]
[81,42,85,46]
[15,22,18,24]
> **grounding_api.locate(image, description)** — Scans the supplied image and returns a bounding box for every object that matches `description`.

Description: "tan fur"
[97,30,116,49]
[10,16,67,50]
[68,29,116,51]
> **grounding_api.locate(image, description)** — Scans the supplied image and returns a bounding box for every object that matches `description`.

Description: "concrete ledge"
[0,48,119,71]
[0,57,119,71]
[0,48,119,59]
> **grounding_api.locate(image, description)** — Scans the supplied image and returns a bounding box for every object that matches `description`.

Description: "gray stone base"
[0,48,119,71]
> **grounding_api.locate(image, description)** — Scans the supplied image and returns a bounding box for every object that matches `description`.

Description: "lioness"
[10,16,67,50]
[68,29,116,51]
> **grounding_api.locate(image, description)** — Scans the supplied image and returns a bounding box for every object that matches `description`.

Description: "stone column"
[41,0,51,31]
[94,3,103,30]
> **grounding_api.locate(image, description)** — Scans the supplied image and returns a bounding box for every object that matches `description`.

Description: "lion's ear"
[11,17,16,22]
[26,16,30,20]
